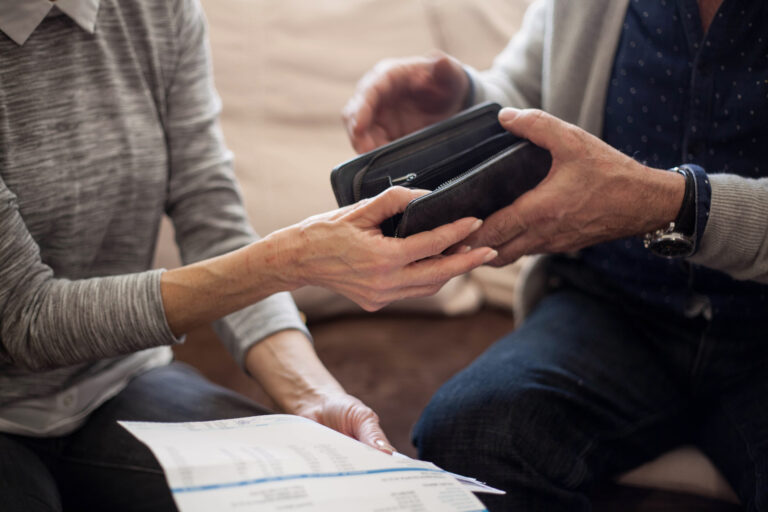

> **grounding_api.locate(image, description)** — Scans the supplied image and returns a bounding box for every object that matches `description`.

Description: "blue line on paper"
[171,466,447,493]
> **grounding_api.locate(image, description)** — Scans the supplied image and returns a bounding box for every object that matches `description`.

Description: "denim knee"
[413,367,594,495]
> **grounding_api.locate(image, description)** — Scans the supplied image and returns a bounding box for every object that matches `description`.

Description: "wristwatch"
[643,166,696,258]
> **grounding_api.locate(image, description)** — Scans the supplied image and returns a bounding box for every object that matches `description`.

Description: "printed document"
[120,414,501,512]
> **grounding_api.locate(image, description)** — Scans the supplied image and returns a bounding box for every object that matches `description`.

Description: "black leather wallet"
[330,102,552,237]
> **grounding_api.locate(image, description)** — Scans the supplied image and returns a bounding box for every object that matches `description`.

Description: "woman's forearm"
[161,187,493,337]
[244,329,344,413]
[160,232,298,337]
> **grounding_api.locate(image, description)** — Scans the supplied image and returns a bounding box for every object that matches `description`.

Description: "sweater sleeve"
[688,174,768,283]
[0,181,180,372]
[163,0,309,368]
[465,0,548,109]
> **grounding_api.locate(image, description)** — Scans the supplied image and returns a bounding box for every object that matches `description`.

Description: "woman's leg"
[19,362,270,512]
[0,435,62,512]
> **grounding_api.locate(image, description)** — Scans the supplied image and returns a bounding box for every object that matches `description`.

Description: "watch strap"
[672,166,696,238]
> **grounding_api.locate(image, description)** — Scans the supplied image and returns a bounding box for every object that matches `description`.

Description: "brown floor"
[173,308,740,512]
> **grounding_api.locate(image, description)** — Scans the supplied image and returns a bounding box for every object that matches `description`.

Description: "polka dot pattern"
[579,0,768,320]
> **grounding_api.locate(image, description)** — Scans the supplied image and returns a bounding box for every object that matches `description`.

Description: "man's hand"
[463,108,686,266]
[342,53,469,153]
[268,186,497,312]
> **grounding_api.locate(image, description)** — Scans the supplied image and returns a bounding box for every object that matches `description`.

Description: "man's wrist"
[641,166,687,233]
[642,164,710,258]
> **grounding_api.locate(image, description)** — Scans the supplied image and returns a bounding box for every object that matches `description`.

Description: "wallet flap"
[395,141,552,237]
[331,102,503,206]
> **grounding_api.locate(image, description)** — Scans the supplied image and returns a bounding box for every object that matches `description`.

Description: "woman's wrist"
[160,239,297,336]
[256,225,310,291]
[244,330,345,414]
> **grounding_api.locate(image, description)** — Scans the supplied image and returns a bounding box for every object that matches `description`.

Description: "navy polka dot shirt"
[579,0,768,320]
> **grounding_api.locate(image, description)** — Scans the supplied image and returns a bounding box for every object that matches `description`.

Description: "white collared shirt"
[0,0,99,45]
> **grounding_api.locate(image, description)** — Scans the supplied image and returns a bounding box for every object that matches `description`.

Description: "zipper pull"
[391,173,417,185]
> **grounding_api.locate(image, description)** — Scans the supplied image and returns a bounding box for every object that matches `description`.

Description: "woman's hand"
[245,330,394,453]
[342,53,469,153]
[161,186,495,335]
[266,186,497,312]
[291,391,394,453]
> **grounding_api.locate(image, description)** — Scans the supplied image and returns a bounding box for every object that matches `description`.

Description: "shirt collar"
[0,0,100,46]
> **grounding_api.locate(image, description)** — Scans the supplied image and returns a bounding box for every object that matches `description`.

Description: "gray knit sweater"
[0,0,307,418]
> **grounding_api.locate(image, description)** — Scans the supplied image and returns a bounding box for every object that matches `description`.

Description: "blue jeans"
[413,287,768,511]
[0,362,269,512]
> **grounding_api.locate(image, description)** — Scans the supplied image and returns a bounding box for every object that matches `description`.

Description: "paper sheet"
[120,415,500,512]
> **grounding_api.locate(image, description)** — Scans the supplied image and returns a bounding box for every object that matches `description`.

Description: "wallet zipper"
[393,156,497,238]
[391,173,417,185]
[433,167,479,192]
[394,167,480,238]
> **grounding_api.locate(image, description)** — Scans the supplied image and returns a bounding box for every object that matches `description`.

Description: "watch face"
[649,235,694,258]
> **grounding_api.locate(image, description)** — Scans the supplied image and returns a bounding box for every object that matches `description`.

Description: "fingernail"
[458,245,472,254]
[375,439,395,453]
[470,219,483,232]
[482,249,498,263]
[499,108,520,123]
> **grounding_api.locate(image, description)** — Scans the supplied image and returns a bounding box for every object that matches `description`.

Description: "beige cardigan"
[467,0,768,284]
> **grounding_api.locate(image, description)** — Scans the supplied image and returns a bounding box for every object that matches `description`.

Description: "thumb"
[498,108,567,156]
[351,186,428,226]
[354,415,396,454]
[430,52,462,87]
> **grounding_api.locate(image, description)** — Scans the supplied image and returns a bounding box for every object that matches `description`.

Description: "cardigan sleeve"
[0,180,181,371]
[163,0,310,368]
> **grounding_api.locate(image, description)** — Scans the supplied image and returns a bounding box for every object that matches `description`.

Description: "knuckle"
[428,284,443,296]
[524,108,546,127]
[485,220,511,245]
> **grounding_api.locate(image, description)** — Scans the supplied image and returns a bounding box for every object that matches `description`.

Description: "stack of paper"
[121,414,503,512]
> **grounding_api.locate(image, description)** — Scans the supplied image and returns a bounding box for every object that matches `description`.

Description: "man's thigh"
[697,365,768,511]
[43,362,269,512]
[414,289,697,510]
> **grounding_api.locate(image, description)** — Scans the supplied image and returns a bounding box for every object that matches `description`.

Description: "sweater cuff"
[212,291,311,370]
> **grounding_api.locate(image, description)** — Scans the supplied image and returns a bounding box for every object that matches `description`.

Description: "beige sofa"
[155,0,738,506]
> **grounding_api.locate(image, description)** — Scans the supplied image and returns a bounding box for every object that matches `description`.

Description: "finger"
[367,123,393,151]
[403,246,498,286]
[350,186,429,225]
[498,108,571,157]
[490,233,539,267]
[431,52,458,87]
[443,243,472,256]
[400,216,484,262]
[463,202,528,248]
[343,97,378,153]
[354,415,396,454]
[351,63,399,135]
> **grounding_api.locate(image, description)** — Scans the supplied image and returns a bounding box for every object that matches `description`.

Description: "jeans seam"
[689,322,714,392]
[718,402,759,507]
[58,455,164,475]
[590,403,683,478]
[510,431,593,495]
[563,439,595,489]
